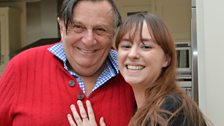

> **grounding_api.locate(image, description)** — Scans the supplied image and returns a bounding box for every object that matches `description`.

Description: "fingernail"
[70,104,75,108]
[77,100,81,104]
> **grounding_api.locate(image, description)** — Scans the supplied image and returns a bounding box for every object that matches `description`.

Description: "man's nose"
[82,29,96,46]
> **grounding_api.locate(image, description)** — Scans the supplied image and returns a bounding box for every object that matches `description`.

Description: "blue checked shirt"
[48,42,119,94]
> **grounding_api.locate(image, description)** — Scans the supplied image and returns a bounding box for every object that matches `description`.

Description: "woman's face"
[118,21,169,89]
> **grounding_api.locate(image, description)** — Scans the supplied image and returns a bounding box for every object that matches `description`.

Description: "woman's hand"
[67,100,106,126]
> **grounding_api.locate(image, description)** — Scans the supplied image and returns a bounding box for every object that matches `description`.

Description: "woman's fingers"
[86,100,95,120]
[100,117,106,126]
[67,114,77,126]
[68,100,106,126]
[77,100,88,120]
[70,104,82,124]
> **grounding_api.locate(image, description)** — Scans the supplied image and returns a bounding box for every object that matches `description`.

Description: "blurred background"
[0,0,223,125]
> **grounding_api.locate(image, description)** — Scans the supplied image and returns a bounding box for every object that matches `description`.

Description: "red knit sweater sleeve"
[0,46,48,126]
[0,56,18,126]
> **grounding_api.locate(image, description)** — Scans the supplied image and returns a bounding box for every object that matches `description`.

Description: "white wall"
[197,0,224,125]
[0,1,26,46]
[26,0,58,44]
[40,0,58,39]
[26,1,41,44]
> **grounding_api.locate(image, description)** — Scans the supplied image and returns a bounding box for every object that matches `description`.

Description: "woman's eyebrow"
[141,37,153,42]
[121,38,132,42]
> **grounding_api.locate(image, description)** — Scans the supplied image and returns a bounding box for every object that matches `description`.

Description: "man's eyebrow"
[94,24,110,28]
[71,19,81,24]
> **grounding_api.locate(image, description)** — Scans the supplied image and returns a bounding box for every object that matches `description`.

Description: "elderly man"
[0,0,135,126]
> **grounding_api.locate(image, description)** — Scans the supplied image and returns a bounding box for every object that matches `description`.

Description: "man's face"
[58,1,115,77]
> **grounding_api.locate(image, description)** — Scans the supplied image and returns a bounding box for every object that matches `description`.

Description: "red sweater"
[0,45,135,126]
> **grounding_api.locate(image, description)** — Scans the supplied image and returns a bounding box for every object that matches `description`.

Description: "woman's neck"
[131,86,146,109]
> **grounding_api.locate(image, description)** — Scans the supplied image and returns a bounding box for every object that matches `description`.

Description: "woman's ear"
[162,54,171,67]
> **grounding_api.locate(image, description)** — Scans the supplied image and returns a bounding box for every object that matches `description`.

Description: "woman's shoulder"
[160,92,182,112]
[161,92,208,126]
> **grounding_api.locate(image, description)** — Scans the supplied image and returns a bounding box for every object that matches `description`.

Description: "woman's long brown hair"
[115,13,209,126]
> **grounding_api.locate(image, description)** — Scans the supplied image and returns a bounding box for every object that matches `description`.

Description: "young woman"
[67,13,210,126]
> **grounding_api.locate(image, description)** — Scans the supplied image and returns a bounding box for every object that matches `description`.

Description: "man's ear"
[57,17,65,40]
[57,17,63,31]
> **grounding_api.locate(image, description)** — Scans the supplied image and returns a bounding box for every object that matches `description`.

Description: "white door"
[0,14,8,74]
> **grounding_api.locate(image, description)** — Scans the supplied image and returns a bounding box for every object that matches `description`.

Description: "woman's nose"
[128,46,140,59]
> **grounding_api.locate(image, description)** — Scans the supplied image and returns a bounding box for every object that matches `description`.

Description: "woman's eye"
[119,44,132,49]
[142,45,151,48]
[140,44,152,49]
[140,45,152,50]
[122,45,131,48]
